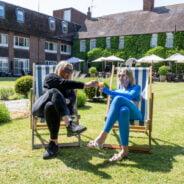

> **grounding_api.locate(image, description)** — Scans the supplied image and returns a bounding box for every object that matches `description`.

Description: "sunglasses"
[64,68,73,74]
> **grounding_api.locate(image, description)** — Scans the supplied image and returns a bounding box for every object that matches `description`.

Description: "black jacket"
[43,73,84,114]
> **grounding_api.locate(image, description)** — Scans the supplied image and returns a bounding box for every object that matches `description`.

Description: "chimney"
[87,7,91,19]
[143,0,154,11]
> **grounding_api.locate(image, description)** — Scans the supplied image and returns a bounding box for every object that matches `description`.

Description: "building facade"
[0,0,184,75]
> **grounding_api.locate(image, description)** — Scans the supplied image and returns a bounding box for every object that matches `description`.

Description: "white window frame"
[106,37,111,49]
[14,36,30,50]
[90,39,96,50]
[0,4,5,18]
[62,21,68,34]
[80,40,86,52]
[0,57,8,72]
[45,60,57,65]
[16,9,24,23]
[119,36,124,49]
[64,10,71,22]
[165,33,174,48]
[13,58,29,76]
[45,41,57,53]
[150,34,158,48]
[61,44,71,55]
[0,33,8,47]
[49,17,56,31]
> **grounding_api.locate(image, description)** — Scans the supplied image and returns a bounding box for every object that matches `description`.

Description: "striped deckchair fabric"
[116,67,150,126]
[33,64,56,99]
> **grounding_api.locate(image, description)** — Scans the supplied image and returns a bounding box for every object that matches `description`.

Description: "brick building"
[0,1,84,76]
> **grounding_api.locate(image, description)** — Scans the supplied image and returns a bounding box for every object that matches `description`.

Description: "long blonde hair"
[119,67,135,86]
[54,61,73,77]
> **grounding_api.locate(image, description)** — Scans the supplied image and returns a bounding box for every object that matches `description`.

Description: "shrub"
[15,75,33,97]
[0,103,11,123]
[158,65,168,75]
[88,67,97,74]
[77,90,87,107]
[0,88,14,100]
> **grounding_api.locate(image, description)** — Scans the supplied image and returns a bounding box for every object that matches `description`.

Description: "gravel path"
[0,99,30,119]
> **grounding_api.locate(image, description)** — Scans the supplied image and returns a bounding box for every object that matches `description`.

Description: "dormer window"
[0,5,5,18]
[16,9,24,23]
[49,17,56,31]
[62,21,68,34]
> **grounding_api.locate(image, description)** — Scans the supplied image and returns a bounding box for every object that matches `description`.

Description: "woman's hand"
[65,98,70,104]
[84,80,98,88]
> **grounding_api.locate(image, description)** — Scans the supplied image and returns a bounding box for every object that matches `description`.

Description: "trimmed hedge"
[15,75,33,97]
[77,90,87,107]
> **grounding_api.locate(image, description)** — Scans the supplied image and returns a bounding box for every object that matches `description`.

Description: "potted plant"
[88,67,97,77]
[158,65,168,82]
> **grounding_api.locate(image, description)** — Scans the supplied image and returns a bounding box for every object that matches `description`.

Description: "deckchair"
[30,64,82,149]
[104,66,154,152]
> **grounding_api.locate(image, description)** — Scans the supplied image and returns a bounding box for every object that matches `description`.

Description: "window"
[14,36,30,49]
[106,37,111,49]
[150,34,158,48]
[16,9,24,23]
[49,17,56,31]
[0,57,8,72]
[80,40,86,52]
[64,10,71,22]
[90,39,96,50]
[62,21,68,34]
[45,41,57,53]
[0,4,5,18]
[61,44,71,55]
[165,33,173,48]
[13,58,29,76]
[45,60,57,65]
[119,36,124,49]
[0,33,8,46]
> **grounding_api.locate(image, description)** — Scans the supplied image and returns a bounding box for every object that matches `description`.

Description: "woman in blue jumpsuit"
[87,68,142,162]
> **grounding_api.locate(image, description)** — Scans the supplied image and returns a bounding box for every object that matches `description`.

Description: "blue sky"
[2,0,184,17]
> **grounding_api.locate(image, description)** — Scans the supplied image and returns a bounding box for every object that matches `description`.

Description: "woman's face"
[118,72,130,88]
[60,65,73,79]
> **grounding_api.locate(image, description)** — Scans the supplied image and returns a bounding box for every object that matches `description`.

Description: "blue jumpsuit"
[103,85,142,146]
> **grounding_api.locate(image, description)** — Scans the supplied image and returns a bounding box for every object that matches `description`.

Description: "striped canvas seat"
[116,67,150,126]
[33,64,56,99]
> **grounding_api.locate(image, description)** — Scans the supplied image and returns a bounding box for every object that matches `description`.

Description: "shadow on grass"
[78,105,92,111]
[57,135,183,177]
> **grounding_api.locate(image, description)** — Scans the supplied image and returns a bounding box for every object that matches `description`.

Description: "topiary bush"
[158,65,168,75]
[15,75,33,98]
[77,90,87,107]
[0,88,14,100]
[0,103,11,123]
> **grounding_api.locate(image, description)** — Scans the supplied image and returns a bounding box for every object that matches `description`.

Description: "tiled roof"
[77,4,184,39]
[0,1,80,41]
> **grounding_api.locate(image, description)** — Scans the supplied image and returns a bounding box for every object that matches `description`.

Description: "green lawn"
[0,82,184,184]
[0,77,17,88]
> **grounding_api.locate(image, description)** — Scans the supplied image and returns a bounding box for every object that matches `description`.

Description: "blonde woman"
[33,61,98,159]
[87,68,142,162]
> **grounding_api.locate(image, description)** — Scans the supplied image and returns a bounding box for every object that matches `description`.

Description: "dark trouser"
[43,88,69,139]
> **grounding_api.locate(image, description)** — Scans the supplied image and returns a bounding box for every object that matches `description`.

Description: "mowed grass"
[0,81,184,184]
[0,77,17,88]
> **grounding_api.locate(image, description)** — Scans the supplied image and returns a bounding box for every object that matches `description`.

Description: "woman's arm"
[103,85,140,100]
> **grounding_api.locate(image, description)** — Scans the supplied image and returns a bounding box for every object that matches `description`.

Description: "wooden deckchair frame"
[30,64,82,149]
[103,65,154,152]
